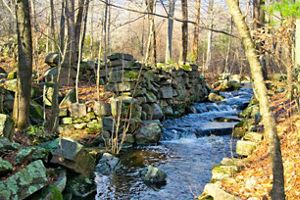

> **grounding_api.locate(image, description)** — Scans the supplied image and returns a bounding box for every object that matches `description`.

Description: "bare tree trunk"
[50,0,56,51]
[89,1,94,59]
[253,0,267,79]
[107,0,112,55]
[205,0,214,69]
[226,1,285,199]
[224,16,233,73]
[181,0,188,63]
[80,0,90,59]
[165,0,176,63]
[60,0,66,53]
[295,18,300,70]
[103,0,109,79]
[65,0,76,85]
[75,0,86,52]
[14,0,33,131]
[192,0,201,63]
[145,0,157,65]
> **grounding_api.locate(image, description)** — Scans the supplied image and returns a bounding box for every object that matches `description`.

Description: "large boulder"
[135,120,162,145]
[0,160,48,200]
[96,153,121,176]
[50,138,96,176]
[140,165,167,186]
[0,114,14,139]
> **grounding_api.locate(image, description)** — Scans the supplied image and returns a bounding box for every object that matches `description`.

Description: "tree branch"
[98,0,239,38]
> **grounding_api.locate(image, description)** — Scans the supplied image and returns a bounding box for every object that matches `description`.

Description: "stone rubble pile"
[57,53,209,145]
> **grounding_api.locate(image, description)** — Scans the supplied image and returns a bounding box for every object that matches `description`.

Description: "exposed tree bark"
[192,0,201,63]
[49,0,56,51]
[296,18,300,69]
[224,16,233,73]
[253,0,268,79]
[181,0,188,63]
[165,0,176,63]
[145,0,157,65]
[226,1,285,199]
[59,0,66,53]
[205,0,214,69]
[103,0,109,78]
[65,0,76,85]
[75,0,86,52]
[13,0,33,131]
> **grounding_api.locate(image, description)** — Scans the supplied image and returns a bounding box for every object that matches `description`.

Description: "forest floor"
[220,85,300,199]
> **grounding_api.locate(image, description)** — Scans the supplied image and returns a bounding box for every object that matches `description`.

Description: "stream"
[95,86,253,200]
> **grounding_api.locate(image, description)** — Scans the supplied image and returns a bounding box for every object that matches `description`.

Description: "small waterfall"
[162,87,253,141]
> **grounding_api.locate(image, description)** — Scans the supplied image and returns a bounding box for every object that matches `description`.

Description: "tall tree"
[253,0,268,79]
[13,0,33,130]
[181,0,188,63]
[296,15,300,70]
[205,0,214,69]
[145,0,157,65]
[165,0,176,63]
[49,0,56,51]
[65,0,76,85]
[226,0,285,199]
[192,0,201,63]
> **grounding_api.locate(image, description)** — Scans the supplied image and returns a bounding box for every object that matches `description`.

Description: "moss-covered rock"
[0,160,48,200]
[15,146,49,164]
[0,158,13,175]
[236,140,258,156]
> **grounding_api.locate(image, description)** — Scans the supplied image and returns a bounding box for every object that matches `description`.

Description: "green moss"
[49,185,63,200]
[124,71,139,80]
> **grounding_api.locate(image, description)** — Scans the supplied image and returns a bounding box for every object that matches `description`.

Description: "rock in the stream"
[96,153,121,176]
[236,140,258,156]
[51,138,96,176]
[203,183,238,200]
[0,158,13,175]
[0,160,48,200]
[140,165,167,185]
[208,93,224,102]
[135,120,162,145]
[0,114,14,139]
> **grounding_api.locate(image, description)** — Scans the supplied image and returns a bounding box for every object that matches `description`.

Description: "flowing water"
[95,86,253,200]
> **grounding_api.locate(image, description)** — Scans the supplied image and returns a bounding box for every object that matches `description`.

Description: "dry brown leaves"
[221,114,300,199]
